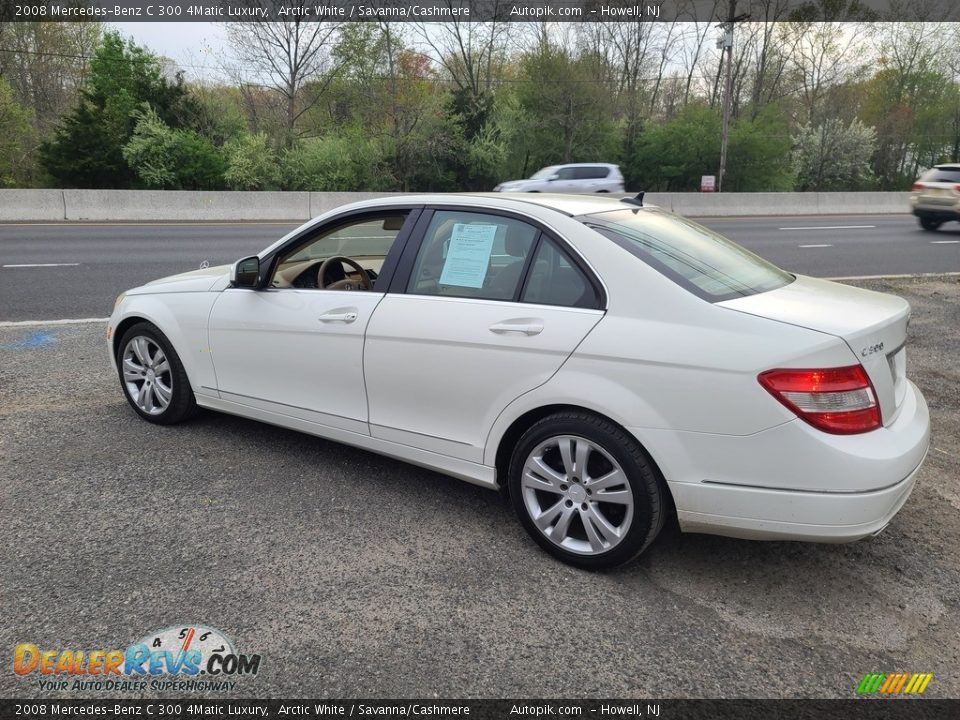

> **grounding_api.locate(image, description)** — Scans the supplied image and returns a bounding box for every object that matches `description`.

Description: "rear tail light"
[758,365,881,434]
[911,182,925,191]
[955,184,960,193]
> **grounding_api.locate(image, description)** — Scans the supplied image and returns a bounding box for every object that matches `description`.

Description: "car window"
[521,237,599,309]
[920,167,960,183]
[556,167,577,180]
[530,166,560,180]
[583,208,793,302]
[577,166,610,180]
[271,213,409,289]
[406,211,538,301]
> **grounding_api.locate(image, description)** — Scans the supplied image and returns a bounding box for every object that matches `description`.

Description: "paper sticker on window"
[439,223,499,288]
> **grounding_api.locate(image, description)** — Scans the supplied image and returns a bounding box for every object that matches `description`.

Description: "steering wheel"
[317,256,373,291]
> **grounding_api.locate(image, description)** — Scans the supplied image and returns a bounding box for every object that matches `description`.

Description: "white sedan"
[108,194,930,568]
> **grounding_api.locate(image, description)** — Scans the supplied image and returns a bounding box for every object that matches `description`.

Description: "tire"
[116,321,198,425]
[919,217,942,231]
[507,411,666,569]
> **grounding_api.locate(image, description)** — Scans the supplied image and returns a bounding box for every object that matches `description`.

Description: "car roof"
[546,162,620,168]
[933,163,960,170]
[463,192,637,215]
[333,192,642,217]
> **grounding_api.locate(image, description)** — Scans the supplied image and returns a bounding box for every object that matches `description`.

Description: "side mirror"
[548,174,560,181]
[231,256,261,288]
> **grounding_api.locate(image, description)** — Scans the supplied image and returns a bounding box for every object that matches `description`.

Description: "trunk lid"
[718,275,910,425]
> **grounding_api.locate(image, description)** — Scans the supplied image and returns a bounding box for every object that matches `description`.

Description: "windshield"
[530,166,561,180]
[582,208,793,302]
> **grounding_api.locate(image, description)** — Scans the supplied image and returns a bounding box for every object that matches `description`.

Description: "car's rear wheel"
[919,217,942,231]
[508,411,666,568]
[117,322,197,424]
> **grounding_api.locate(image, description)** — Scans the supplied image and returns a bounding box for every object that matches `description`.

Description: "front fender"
[109,292,220,395]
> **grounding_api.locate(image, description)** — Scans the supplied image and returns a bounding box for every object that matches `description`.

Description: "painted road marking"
[3,263,80,268]
[799,244,833,248]
[779,225,876,231]
[0,222,295,227]
[829,271,960,280]
[930,240,960,244]
[0,318,108,328]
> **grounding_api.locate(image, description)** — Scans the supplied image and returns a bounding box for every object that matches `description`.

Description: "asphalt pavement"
[1,275,958,699]
[1,214,959,322]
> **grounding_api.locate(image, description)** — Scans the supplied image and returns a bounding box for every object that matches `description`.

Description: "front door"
[207,210,417,434]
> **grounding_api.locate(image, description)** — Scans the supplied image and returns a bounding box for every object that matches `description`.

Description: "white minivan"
[494,163,625,194]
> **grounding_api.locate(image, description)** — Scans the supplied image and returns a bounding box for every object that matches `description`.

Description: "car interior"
[270,214,408,290]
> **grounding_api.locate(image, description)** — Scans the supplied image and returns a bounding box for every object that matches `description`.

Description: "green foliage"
[223,133,279,190]
[630,105,720,191]
[509,47,621,177]
[727,106,796,192]
[0,78,35,188]
[792,118,877,191]
[122,106,224,190]
[39,32,198,188]
[281,129,389,191]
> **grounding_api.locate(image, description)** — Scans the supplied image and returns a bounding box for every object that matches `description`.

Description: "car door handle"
[489,319,544,336]
[319,309,358,323]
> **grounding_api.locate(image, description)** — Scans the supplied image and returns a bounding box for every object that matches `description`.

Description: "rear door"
[363,208,605,463]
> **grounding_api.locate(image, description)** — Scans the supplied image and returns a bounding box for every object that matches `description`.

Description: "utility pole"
[717,0,748,193]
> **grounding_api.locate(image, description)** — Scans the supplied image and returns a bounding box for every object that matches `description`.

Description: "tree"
[223,133,278,190]
[0,78,34,187]
[281,129,388,191]
[630,104,721,191]
[726,104,795,191]
[122,106,224,190]
[511,46,621,177]
[792,117,876,190]
[226,20,340,143]
[0,21,102,182]
[39,32,199,188]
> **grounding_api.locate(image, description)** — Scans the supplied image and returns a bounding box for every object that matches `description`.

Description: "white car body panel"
[108,193,930,544]
[206,287,382,434]
[365,295,603,463]
[719,275,910,423]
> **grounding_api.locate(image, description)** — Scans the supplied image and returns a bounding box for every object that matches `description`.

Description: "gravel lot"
[1,275,958,700]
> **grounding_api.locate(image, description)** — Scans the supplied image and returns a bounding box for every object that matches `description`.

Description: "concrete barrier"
[0,189,913,222]
[0,190,65,221]
[61,189,312,222]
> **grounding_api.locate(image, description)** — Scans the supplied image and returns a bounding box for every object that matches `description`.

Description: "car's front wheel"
[919,217,942,231]
[508,411,666,568]
[117,321,197,424]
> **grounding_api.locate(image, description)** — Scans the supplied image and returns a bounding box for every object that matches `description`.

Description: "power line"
[0,45,729,86]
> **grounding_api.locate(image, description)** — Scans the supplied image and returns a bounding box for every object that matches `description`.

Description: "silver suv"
[911,163,960,231]
[494,163,624,194]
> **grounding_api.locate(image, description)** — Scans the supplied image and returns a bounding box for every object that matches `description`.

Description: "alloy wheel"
[520,435,634,555]
[121,336,173,416]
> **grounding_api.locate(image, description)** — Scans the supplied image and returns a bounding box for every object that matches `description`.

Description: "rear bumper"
[674,459,922,542]
[630,380,930,543]
[912,207,959,221]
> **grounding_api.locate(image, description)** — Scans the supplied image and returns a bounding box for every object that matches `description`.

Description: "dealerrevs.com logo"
[13,625,261,693]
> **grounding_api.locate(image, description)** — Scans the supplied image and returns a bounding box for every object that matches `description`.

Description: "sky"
[112,22,230,81]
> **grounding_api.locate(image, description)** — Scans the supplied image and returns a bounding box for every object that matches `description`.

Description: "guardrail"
[0,189,912,222]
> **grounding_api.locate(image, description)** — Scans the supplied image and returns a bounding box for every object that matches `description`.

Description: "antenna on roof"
[621,192,644,208]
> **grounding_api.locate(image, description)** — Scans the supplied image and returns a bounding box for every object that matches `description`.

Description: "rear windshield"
[582,208,793,302]
[920,167,960,183]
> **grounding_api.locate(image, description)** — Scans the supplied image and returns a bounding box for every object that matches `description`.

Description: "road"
[1,213,958,322]
[1,275,958,699]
